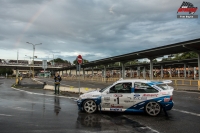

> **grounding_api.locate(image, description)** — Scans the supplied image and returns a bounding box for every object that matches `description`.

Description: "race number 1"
[117,97,119,104]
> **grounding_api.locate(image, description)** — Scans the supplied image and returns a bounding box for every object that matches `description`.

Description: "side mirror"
[106,91,109,94]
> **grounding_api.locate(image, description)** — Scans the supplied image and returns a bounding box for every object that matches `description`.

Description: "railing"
[62,76,200,90]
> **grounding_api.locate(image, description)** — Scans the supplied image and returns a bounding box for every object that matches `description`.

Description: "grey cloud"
[0,0,200,62]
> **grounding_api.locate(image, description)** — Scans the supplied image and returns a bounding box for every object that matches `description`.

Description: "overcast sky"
[0,0,199,63]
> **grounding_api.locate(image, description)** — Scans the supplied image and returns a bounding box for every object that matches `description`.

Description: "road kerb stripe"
[11,87,78,100]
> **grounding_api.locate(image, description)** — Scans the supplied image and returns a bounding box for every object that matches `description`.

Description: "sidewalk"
[15,78,82,97]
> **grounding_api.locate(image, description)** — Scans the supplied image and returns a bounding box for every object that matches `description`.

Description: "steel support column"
[103,65,106,78]
[184,63,186,79]
[194,67,196,80]
[83,68,85,79]
[178,69,180,78]
[137,67,140,78]
[188,66,190,78]
[121,62,125,78]
[150,59,153,80]
[143,67,146,79]
[169,67,172,78]
[198,53,200,80]
[130,68,133,78]
[161,65,163,79]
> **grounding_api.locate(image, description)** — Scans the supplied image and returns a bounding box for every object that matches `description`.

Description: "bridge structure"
[0,64,62,71]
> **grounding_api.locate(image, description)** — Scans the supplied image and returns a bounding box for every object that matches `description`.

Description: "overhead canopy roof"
[79,58,197,71]
[83,38,200,67]
[62,38,200,70]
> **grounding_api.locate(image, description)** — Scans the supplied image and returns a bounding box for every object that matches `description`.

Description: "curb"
[43,84,97,94]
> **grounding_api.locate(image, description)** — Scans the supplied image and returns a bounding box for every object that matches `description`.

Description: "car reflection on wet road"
[76,112,160,133]
[0,79,200,133]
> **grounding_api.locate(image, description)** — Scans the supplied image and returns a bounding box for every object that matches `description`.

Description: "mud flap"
[98,104,102,113]
[161,104,168,117]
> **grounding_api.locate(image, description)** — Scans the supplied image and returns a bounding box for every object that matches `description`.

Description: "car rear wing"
[162,80,172,84]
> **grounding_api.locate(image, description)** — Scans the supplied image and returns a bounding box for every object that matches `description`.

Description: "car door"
[133,82,159,104]
[101,82,133,112]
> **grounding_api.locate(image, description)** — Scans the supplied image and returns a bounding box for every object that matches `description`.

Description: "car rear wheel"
[83,100,97,114]
[145,101,161,116]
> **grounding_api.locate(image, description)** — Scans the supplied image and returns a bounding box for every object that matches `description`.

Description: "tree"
[161,52,197,61]
[153,59,158,62]
[170,52,197,60]
[50,58,71,65]
[179,52,197,59]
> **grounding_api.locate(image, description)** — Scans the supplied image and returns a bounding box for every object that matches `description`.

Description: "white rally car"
[77,79,174,116]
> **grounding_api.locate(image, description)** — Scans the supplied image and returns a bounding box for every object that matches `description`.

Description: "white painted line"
[173,108,200,117]
[0,114,12,117]
[122,115,160,133]
[11,87,78,100]
[14,107,33,112]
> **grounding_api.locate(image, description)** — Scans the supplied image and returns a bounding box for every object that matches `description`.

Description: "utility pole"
[27,42,42,78]
[17,50,19,64]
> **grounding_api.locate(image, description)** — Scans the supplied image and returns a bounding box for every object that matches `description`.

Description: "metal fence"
[62,76,200,91]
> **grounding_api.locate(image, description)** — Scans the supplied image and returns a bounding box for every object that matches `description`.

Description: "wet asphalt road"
[0,78,200,133]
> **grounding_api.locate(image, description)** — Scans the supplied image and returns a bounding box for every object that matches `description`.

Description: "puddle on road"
[76,112,159,133]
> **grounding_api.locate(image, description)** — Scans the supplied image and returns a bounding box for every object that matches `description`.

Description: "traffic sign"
[77,55,82,64]
[42,60,47,69]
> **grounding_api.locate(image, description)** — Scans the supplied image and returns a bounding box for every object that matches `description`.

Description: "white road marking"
[122,115,160,133]
[11,87,78,100]
[173,108,200,117]
[61,84,71,86]
[37,79,71,87]
[0,114,12,117]
[14,107,33,112]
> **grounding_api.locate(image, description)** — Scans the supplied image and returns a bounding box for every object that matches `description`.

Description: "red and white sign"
[143,94,158,97]
[111,104,123,108]
[77,55,82,64]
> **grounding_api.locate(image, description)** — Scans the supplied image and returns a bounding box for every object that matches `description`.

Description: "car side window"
[134,82,158,93]
[109,82,132,93]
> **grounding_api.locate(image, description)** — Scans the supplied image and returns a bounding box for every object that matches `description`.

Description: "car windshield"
[156,84,169,90]
[99,85,111,92]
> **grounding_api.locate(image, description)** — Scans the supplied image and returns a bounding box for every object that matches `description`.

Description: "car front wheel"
[83,100,97,114]
[145,101,161,116]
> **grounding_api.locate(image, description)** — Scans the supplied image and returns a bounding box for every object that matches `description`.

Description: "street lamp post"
[26,42,42,78]
[25,55,33,77]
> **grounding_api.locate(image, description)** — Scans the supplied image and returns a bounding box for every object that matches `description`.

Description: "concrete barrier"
[44,84,97,94]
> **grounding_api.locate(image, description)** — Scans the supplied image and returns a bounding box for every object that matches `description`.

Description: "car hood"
[80,90,101,99]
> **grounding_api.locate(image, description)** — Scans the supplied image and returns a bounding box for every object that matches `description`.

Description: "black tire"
[83,100,97,114]
[145,101,161,116]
